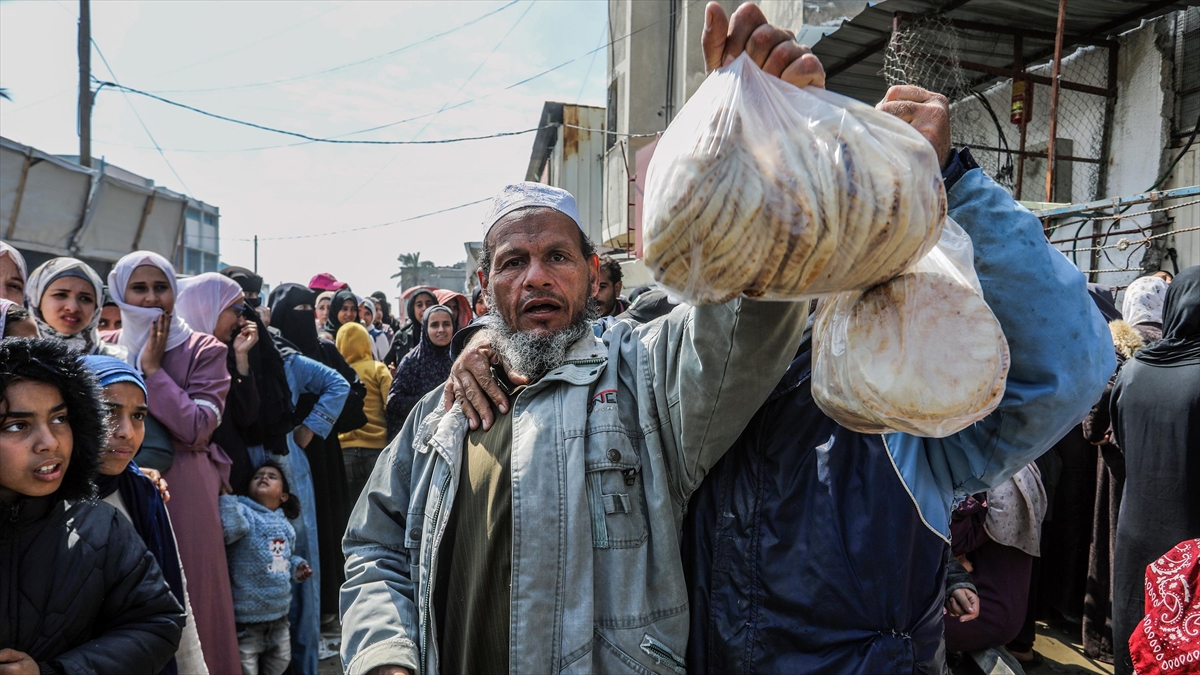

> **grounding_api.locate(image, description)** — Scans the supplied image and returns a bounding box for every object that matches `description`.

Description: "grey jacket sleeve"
[635,298,809,496]
[340,389,434,675]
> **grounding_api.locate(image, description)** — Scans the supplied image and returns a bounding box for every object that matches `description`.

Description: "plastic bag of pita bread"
[642,52,947,305]
[811,217,1010,438]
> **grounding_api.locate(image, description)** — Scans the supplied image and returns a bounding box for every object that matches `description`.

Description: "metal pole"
[1014,33,1027,199]
[253,235,259,274]
[1045,0,1067,202]
[77,0,92,168]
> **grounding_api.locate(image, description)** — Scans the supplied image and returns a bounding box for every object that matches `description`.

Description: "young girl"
[83,354,209,675]
[25,257,125,357]
[107,250,240,675]
[0,338,183,674]
[221,461,312,675]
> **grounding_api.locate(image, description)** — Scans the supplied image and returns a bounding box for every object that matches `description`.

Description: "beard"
[482,289,599,382]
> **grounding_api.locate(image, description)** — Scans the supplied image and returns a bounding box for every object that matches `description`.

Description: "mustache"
[519,290,567,307]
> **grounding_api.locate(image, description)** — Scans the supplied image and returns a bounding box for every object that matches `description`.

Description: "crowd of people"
[1,5,1198,675]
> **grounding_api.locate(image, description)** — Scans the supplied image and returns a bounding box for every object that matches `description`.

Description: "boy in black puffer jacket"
[0,338,184,675]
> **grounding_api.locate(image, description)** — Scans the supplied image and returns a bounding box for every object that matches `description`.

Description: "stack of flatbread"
[810,268,1011,437]
[642,68,947,304]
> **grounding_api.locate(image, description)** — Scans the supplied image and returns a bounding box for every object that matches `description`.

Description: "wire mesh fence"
[883,13,1112,205]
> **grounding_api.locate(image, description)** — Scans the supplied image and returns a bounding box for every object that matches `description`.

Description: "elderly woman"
[26,257,126,357]
[1110,266,1200,675]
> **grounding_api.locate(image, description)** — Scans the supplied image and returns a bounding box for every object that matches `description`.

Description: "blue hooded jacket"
[685,152,1116,674]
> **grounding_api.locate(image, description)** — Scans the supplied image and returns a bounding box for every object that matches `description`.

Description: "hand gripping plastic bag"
[643,52,947,304]
[811,216,1010,438]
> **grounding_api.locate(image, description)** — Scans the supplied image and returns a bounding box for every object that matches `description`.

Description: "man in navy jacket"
[683,97,1114,672]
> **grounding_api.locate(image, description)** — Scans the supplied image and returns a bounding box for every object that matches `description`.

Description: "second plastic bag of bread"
[810,216,1010,438]
[642,51,948,304]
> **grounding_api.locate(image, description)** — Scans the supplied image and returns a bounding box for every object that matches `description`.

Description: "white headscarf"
[0,298,14,336]
[1,241,28,294]
[25,257,106,354]
[175,272,244,338]
[984,463,1047,557]
[1122,276,1168,327]
[107,251,194,370]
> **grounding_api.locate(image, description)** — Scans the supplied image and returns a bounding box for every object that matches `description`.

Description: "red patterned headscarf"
[1129,539,1200,674]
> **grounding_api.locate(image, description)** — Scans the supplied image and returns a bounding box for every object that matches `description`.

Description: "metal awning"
[812,0,1192,103]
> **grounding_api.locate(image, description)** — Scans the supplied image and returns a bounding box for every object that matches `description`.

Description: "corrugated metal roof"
[813,0,1192,103]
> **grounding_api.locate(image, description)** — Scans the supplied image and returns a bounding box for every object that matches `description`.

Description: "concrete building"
[1,138,215,279]
[602,0,813,252]
[525,102,607,245]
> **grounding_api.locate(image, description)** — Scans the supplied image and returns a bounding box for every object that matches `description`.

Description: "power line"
[150,1,520,94]
[575,20,608,104]
[336,0,539,204]
[90,41,194,196]
[94,81,552,146]
[226,197,493,242]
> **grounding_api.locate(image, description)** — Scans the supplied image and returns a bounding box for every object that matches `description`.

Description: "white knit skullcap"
[481,182,582,240]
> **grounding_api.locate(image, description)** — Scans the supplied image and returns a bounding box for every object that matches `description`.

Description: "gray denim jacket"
[340,298,808,675]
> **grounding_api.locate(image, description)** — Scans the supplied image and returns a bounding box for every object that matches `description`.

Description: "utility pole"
[77,0,92,168]
[253,235,259,273]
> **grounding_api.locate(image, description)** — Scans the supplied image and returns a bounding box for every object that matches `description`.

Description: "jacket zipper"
[419,470,453,670]
[641,638,686,670]
[564,357,606,367]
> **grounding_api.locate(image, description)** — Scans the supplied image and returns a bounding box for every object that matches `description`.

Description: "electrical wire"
[150,1,520,94]
[94,82,549,146]
[575,20,608,104]
[225,197,493,242]
[90,41,194,196]
[336,0,539,204]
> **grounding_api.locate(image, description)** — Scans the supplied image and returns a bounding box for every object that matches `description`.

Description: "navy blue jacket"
[684,155,1115,674]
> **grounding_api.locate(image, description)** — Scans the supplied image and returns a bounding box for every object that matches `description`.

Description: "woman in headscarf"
[99,288,122,332]
[219,265,264,309]
[23,257,124,358]
[83,354,209,675]
[0,240,27,303]
[314,291,334,335]
[336,322,392,504]
[1110,266,1200,675]
[267,284,353,675]
[433,287,472,332]
[385,304,454,441]
[357,298,391,362]
[323,288,359,338]
[105,251,240,675]
[368,290,400,335]
[384,286,437,366]
[1121,275,1168,344]
[176,273,265,495]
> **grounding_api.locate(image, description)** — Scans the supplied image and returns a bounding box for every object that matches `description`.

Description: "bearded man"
[339,8,823,673]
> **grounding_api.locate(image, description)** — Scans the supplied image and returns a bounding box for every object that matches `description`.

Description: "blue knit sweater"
[220,495,306,624]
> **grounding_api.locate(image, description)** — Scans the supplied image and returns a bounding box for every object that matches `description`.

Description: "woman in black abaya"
[1109,265,1200,675]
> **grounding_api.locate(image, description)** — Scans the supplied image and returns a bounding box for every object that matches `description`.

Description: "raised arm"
[144,337,230,449]
[914,161,1115,494]
[219,494,250,545]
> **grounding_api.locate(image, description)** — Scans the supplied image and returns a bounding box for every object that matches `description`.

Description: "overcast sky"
[0,0,609,300]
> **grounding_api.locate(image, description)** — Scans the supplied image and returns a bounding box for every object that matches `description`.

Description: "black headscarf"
[1087,283,1123,323]
[1136,265,1200,367]
[270,283,321,360]
[221,266,264,308]
[324,289,358,336]
[386,305,455,439]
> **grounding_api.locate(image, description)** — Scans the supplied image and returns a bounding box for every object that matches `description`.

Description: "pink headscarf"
[176,273,245,338]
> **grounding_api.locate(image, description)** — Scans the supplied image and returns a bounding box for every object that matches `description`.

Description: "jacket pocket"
[584,433,647,549]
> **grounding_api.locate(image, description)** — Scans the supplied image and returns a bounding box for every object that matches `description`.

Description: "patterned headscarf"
[1122,275,1168,327]
[25,257,106,355]
[107,251,194,370]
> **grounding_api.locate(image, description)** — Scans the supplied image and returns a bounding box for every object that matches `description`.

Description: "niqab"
[176,273,244,339]
[220,266,263,308]
[270,283,321,360]
[107,251,193,370]
[25,257,106,354]
[1135,265,1200,367]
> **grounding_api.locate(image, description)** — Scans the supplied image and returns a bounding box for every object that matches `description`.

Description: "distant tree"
[391,252,434,290]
